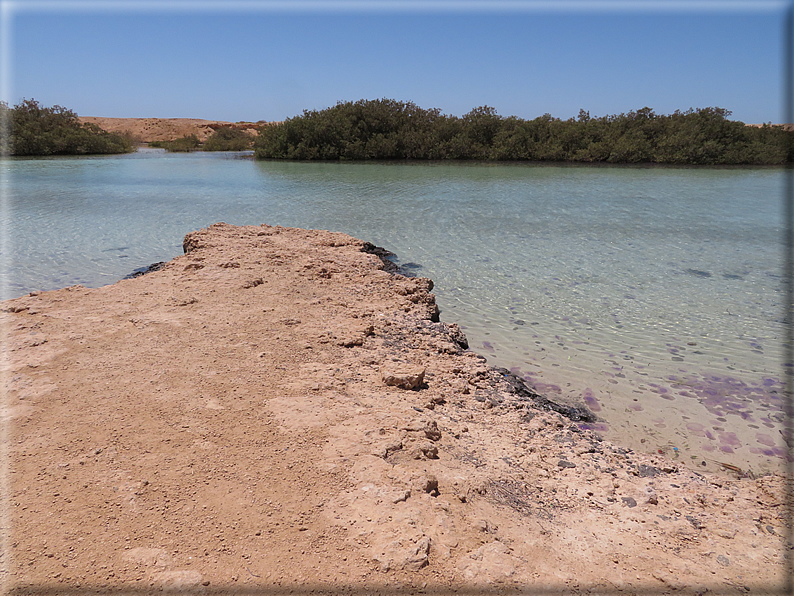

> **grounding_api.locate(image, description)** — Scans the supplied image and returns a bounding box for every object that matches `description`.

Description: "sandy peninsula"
[2,223,786,594]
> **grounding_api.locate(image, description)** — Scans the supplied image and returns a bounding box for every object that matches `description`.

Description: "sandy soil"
[1,223,787,595]
[78,118,264,143]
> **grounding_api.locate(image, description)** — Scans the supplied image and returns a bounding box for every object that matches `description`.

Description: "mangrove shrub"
[149,135,201,152]
[203,127,253,151]
[1,99,134,156]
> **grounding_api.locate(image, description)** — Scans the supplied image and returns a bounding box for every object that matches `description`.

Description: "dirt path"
[1,223,786,594]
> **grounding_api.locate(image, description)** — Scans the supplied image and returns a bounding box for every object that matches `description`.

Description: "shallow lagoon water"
[1,149,786,474]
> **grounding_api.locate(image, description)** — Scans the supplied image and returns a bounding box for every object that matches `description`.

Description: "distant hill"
[79,117,266,144]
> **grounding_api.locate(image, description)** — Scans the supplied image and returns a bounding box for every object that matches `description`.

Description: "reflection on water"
[1,151,785,473]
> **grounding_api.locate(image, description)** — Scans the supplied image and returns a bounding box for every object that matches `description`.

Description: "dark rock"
[636,464,663,477]
[557,460,576,469]
[124,262,166,280]
[686,515,705,530]
[493,368,598,422]
[621,496,637,508]
[521,411,536,423]
[360,242,399,273]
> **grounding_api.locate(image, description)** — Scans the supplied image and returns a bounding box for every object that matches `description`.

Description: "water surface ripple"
[1,150,785,474]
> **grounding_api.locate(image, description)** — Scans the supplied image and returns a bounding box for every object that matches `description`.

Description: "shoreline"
[2,222,785,592]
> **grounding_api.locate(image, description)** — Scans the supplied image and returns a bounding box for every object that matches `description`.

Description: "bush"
[202,126,253,151]
[1,99,134,156]
[255,99,463,160]
[149,135,201,152]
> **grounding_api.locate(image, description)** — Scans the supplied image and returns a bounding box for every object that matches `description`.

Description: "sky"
[1,1,790,124]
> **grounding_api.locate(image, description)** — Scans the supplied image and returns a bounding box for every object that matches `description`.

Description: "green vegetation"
[149,128,253,152]
[0,99,134,156]
[149,135,201,152]
[254,99,793,165]
[203,126,253,151]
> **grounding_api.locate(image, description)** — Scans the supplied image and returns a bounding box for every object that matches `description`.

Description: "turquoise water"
[1,149,786,473]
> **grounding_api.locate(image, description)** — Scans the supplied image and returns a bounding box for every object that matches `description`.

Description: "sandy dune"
[79,117,264,143]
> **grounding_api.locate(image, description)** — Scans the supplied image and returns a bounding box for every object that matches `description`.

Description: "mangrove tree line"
[254,99,793,165]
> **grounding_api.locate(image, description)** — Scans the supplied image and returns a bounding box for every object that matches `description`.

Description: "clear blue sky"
[1,1,790,124]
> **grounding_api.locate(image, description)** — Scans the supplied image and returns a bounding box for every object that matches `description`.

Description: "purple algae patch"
[718,432,741,447]
[676,373,781,419]
[756,433,776,447]
[719,445,735,454]
[629,404,643,411]
[583,391,602,413]
[704,431,715,440]
[533,382,561,394]
[578,422,609,432]
[686,423,705,433]
[702,444,715,452]
[482,341,495,353]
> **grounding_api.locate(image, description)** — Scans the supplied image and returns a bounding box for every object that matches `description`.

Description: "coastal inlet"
[2,153,784,474]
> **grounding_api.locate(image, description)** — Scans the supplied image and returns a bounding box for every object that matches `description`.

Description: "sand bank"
[2,223,785,594]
